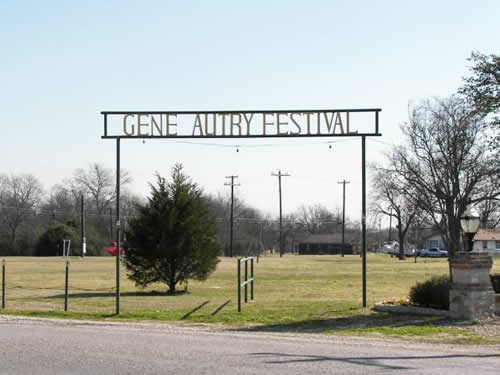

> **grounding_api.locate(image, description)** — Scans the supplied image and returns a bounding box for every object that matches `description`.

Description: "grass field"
[2,254,499,344]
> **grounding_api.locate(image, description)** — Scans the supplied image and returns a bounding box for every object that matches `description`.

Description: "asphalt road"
[1,317,499,375]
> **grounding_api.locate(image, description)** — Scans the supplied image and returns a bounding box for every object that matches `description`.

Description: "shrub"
[124,164,220,294]
[490,274,500,293]
[35,224,78,256]
[409,275,450,310]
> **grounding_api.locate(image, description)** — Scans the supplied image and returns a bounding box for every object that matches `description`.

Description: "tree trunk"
[168,281,176,294]
[168,258,176,294]
[9,226,17,254]
[398,227,405,260]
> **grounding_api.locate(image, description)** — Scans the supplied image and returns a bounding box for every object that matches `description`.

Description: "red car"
[104,242,125,256]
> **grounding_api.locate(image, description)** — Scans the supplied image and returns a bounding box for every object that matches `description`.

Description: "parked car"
[419,248,448,257]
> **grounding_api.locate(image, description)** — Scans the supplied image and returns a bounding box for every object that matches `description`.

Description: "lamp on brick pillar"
[460,203,480,252]
[450,201,495,320]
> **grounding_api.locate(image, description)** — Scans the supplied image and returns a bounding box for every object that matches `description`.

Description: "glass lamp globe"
[460,204,480,234]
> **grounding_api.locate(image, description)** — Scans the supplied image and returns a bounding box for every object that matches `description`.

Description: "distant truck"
[379,241,415,257]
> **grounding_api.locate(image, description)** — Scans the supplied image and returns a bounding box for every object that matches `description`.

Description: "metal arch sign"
[101,109,381,138]
[101,107,382,315]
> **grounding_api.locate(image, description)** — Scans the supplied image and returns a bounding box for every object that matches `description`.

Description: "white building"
[421,229,500,254]
[423,233,446,250]
[473,229,500,255]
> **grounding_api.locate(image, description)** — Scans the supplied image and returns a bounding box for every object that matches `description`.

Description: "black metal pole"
[64,260,69,312]
[237,259,241,312]
[2,260,5,309]
[116,138,121,315]
[250,258,254,301]
[230,178,234,257]
[80,194,85,257]
[342,181,346,257]
[362,136,367,308]
[244,260,248,303]
[278,173,283,257]
[467,233,474,252]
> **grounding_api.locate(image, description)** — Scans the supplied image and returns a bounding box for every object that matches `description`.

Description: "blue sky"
[1,1,499,223]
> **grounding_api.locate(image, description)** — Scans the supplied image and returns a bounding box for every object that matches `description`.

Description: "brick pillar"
[449,252,495,320]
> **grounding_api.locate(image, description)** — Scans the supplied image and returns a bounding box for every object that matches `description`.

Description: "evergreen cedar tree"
[124,164,220,294]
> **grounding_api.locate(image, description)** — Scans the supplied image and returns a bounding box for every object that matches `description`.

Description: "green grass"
[1,254,499,344]
[332,326,490,345]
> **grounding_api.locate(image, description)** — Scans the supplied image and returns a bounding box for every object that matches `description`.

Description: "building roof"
[474,229,500,241]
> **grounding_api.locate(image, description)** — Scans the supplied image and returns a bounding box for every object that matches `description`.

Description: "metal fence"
[237,257,255,312]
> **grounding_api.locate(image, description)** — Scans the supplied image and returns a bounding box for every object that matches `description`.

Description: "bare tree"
[42,184,80,224]
[203,192,269,256]
[371,165,420,259]
[475,177,500,229]
[69,163,131,215]
[296,204,341,235]
[0,174,44,253]
[390,97,500,264]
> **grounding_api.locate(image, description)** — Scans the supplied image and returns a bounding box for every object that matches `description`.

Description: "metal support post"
[2,260,5,309]
[237,259,241,312]
[80,194,85,257]
[116,138,121,315]
[244,260,248,303]
[230,182,234,257]
[342,180,345,257]
[250,258,254,300]
[361,136,367,308]
[278,175,282,257]
[64,261,69,312]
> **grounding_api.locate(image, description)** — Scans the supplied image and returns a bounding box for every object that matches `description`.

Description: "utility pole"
[80,194,86,257]
[338,180,350,257]
[272,170,290,257]
[225,176,239,257]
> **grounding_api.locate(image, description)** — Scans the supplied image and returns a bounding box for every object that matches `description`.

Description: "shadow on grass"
[181,301,209,320]
[236,311,453,334]
[44,290,188,299]
[212,300,231,315]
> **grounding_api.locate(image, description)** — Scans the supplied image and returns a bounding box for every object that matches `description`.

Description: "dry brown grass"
[1,254,499,323]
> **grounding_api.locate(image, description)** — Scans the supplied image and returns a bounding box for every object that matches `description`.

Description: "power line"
[170,139,354,149]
